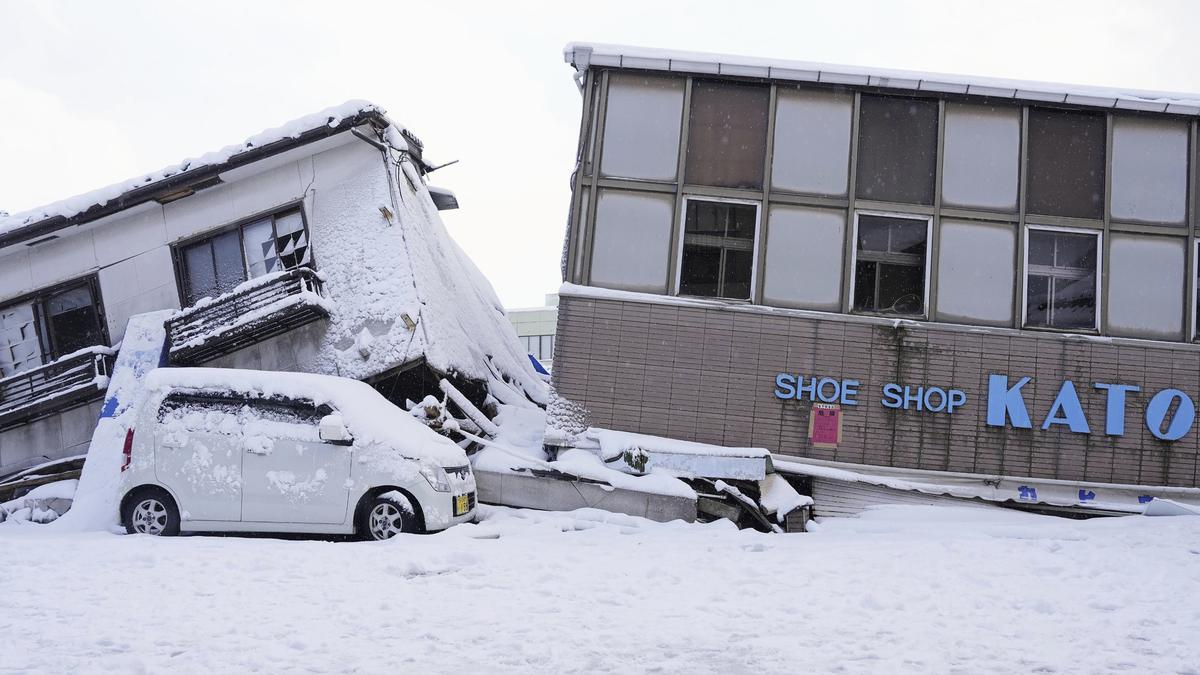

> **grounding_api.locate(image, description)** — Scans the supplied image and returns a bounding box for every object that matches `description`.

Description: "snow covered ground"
[2,506,1198,674]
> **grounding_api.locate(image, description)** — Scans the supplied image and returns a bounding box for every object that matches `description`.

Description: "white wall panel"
[1108,234,1185,340]
[941,103,1020,211]
[762,205,844,310]
[589,190,674,293]
[936,220,1015,325]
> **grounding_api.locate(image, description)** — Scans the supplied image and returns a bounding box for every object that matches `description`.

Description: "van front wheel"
[123,489,181,536]
[362,494,417,541]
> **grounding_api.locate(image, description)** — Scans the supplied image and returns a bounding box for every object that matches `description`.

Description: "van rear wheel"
[123,489,181,536]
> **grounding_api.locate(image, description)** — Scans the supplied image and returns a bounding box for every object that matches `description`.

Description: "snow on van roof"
[0,100,409,242]
[143,367,467,467]
[564,42,1200,114]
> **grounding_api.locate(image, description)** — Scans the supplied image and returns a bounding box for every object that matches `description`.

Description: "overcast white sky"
[2,0,1199,308]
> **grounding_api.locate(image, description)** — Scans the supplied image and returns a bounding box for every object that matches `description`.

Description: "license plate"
[454,494,470,516]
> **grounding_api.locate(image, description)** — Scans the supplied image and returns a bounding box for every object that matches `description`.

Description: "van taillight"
[120,428,134,472]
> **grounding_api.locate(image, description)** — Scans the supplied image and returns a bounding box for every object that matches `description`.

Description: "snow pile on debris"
[0,100,394,236]
[0,479,78,524]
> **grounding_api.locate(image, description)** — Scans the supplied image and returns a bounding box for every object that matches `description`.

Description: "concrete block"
[475,468,696,523]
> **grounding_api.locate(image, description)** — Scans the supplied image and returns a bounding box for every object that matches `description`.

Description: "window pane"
[771,87,853,196]
[1025,275,1050,327]
[679,244,721,297]
[589,190,674,293]
[1111,116,1189,225]
[1108,234,1185,340]
[877,263,924,314]
[182,241,218,303]
[853,214,928,315]
[723,249,753,300]
[685,81,769,189]
[540,335,553,360]
[1027,232,1054,267]
[600,73,684,181]
[762,206,844,310]
[941,103,1020,211]
[1027,108,1106,220]
[1052,275,1097,329]
[1054,232,1096,270]
[45,285,102,356]
[0,301,43,376]
[212,229,246,295]
[855,95,938,205]
[242,218,275,278]
[935,221,1015,326]
[853,261,877,311]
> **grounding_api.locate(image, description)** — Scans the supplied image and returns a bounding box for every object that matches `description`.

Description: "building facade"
[508,294,558,370]
[551,44,1200,496]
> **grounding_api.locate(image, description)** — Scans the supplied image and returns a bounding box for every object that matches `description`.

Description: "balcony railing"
[0,347,116,429]
[165,267,331,366]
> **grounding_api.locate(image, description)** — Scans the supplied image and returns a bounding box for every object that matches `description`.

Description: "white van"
[119,368,476,540]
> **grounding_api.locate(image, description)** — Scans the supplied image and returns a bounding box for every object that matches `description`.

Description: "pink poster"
[809,404,842,448]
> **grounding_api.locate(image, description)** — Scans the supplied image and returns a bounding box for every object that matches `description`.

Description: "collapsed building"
[0,100,806,530]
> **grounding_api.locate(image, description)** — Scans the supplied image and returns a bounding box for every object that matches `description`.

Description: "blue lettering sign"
[841,380,860,406]
[773,374,796,400]
[1094,383,1139,436]
[1145,388,1195,441]
[947,389,967,414]
[881,383,903,409]
[1042,381,1090,434]
[987,374,1032,429]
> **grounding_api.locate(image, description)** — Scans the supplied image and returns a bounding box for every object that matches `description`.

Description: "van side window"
[241,397,329,442]
[158,393,245,436]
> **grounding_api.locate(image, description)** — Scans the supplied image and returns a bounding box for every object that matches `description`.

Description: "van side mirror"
[319,414,353,446]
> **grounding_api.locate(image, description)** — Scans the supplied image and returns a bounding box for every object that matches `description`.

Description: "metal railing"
[0,348,115,428]
[165,267,330,365]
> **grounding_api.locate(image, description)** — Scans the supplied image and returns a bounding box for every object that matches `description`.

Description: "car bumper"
[423,490,477,531]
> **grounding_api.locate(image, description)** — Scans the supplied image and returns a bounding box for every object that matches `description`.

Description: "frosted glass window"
[771,88,852,196]
[685,81,770,189]
[589,190,674,293]
[1027,109,1106,220]
[763,206,845,310]
[941,104,1020,211]
[855,95,939,205]
[1111,116,1189,225]
[936,221,1015,326]
[1108,234,1185,340]
[600,74,684,181]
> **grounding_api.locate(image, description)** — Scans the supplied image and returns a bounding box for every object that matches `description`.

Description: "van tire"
[122,487,181,536]
[359,492,419,541]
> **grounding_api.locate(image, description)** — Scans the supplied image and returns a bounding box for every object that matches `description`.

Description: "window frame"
[0,273,109,373]
[1021,224,1103,333]
[672,195,763,301]
[848,210,934,319]
[170,202,314,308]
[1193,239,1200,342]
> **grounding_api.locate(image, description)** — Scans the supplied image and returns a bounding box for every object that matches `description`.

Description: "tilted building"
[550,43,1200,512]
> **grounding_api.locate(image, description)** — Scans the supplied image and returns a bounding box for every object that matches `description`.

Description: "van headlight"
[419,461,451,492]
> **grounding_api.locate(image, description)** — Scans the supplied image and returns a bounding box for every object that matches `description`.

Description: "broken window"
[0,278,106,377]
[852,213,929,315]
[855,95,939,205]
[685,81,770,189]
[678,199,758,300]
[1025,229,1098,330]
[1026,108,1106,220]
[180,208,312,306]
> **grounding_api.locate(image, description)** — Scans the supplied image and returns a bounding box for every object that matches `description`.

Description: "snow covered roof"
[564,42,1200,115]
[0,100,426,249]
